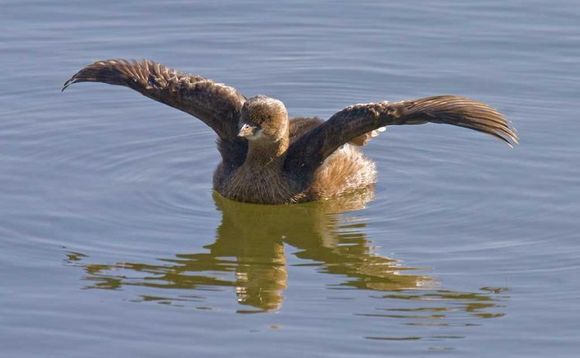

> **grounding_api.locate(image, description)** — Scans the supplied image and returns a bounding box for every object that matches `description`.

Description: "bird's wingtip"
[61,78,75,92]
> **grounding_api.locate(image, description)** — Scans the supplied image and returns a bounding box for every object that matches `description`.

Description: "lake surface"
[1,0,579,356]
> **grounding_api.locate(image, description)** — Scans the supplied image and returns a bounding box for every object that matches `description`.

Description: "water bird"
[63,59,518,204]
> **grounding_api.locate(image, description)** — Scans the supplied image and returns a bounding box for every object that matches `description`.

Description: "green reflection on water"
[66,190,507,321]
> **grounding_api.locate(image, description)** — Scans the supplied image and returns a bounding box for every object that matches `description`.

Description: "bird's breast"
[219,166,302,204]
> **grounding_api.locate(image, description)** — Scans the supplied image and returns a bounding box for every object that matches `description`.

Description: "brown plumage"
[63,59,518,204]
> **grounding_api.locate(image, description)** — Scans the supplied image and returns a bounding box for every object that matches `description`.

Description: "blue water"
[1,0,579,356]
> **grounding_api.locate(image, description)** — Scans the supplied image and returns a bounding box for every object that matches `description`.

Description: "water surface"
[1,0,579,357]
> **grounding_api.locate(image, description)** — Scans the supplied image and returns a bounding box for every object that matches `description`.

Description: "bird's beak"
[238,123,256,138]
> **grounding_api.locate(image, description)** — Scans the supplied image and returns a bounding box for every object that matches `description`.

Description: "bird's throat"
[243,136,289,168]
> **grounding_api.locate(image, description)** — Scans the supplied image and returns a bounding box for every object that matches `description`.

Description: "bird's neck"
[244,135,289,169]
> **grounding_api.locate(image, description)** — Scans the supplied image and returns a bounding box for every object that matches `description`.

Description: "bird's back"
[289,117,324,142]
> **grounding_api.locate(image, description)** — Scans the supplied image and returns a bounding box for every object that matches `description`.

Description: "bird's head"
[239,96,289,143]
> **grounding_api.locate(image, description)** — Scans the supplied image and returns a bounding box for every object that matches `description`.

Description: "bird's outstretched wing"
[284,95,518,182]
[63,59,248,169]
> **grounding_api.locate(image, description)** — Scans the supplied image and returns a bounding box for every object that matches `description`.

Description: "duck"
[63,59,518,204]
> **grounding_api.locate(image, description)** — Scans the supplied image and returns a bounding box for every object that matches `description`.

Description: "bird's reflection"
[67,189,507,318]
[210,189,430,311]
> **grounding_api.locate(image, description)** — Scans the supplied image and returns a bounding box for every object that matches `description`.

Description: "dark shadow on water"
[66,190,508,323]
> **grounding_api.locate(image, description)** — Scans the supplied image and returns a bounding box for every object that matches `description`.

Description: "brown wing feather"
[288,117,382,146]
[284,95,518,183]
[62,59,248,170]
[391,96,518,145]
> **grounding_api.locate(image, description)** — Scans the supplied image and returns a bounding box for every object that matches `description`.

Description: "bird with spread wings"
[63,59,517,204]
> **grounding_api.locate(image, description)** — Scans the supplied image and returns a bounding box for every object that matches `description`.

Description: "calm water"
[1,0,579,356]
